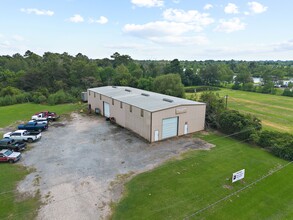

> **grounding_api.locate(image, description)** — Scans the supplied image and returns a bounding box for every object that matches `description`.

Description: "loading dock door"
[162,117,178,139]
[103,102,110,118]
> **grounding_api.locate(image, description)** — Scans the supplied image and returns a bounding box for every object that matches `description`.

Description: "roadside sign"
[232,169,245,183]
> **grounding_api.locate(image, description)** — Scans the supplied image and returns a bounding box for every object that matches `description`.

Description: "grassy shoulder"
[187,88,293,133]
[0,164,41,219]
[0,102,83,128]
[112,132,293,220]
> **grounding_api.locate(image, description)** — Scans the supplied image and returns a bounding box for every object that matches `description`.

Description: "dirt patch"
[18,113,213,220]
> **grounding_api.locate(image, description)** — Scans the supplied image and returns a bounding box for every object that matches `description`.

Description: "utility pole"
[225,95,228,109]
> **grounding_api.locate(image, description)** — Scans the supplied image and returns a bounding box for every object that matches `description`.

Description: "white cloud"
[89,16,108,24]
[224,3,239,14]
[124,21,194,37]
[215,18,246,33]
[173,0,180,4]
[204,4,213,10]
[68,14,84,23]
[0,40,10,48]
[248,2,268,14]
[163,8,214,31]
[20,8,54,16]
[272,39,293,52]
[124,8,214,46]
[149,35,209,45]
[123,21,209,46]
[131,0,164,8]
[12,35,24,42]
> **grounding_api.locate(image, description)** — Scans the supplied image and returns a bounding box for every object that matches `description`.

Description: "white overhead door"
[103,102,110,118]
[162,117,178,139]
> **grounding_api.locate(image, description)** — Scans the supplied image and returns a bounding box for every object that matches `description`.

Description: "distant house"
[252,77,263,85]
[87,86,206,142]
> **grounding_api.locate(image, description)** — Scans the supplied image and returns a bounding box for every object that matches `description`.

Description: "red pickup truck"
[32,111,59,121]
[0,149,21,163]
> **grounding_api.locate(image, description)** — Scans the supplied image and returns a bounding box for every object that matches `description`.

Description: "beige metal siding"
[151,105,206,142]
[88,90,150,141]
[88,88,206,143]
[125,104,151,141]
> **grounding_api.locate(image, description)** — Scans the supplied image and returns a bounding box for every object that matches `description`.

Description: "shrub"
[47,90,75,105]
[282,88,293,97]
[242,82,255,92]
[219,110,262,141]
[185,86,221,93]
[258,131,293,160]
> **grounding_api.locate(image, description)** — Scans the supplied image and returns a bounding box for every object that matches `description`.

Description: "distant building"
[87,86,206,142]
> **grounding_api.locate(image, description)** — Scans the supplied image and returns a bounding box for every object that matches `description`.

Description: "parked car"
[0,138,26,151]
[32,111,59,121]
[4,130,42,143]
[0,149,21,163]
[18,121,48,132]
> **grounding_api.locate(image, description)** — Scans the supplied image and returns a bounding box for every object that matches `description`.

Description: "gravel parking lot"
[17,113,211,220]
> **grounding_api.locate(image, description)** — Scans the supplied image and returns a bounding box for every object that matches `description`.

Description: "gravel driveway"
[17,113,211,220]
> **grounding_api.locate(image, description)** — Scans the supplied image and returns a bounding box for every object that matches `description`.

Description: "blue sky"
[1,0,293,60]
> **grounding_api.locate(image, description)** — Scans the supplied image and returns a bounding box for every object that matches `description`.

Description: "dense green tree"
[199,92,225,128]
[153,74,185,98]
[234,63,253,86]
[137,77,154,91]
[111,52,132,67]
[199,64,221,86]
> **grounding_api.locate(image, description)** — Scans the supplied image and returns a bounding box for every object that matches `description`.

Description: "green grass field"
[112,133,293,219]
[0,164,41,219]
[0,103,82,128]
[187,88,293,133]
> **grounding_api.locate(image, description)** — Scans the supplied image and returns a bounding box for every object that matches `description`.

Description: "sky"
[1,0,293,60]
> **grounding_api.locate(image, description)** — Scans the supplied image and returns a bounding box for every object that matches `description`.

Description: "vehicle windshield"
[4,150,13,156]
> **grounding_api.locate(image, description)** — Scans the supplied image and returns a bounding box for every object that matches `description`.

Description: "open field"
[112,133,293,219]
[0,103,82,128]
[187,88,293,133]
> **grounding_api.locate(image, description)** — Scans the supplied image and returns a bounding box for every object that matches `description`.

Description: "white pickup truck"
[3,130,42,143]
[29,119,48,125]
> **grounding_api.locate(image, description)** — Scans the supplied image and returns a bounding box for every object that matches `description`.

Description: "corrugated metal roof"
[88,86,205,112]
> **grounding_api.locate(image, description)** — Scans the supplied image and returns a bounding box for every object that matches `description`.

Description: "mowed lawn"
[188,89,293,133]
[0,165,40,220]
[0,103,81,128]
[112,133,293,220]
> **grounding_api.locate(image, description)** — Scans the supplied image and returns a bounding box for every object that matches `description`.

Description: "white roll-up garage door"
[162,117,178,139]
[103,102,110,118]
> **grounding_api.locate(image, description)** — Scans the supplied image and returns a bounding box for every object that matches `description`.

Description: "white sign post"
[232,169,245,183]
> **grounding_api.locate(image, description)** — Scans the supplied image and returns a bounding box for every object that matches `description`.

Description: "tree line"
[1,51,293,106]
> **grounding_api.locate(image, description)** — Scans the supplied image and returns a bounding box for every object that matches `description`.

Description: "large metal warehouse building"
[87,86,206,142]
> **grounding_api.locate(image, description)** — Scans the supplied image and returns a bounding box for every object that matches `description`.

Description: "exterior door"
[103,102,110,118]
[162,117,178,139]
[154,130,159,142]
[184,123,188,134]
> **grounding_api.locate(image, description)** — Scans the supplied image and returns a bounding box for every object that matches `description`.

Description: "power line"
[183,161,293,220]
[0,128,287,219]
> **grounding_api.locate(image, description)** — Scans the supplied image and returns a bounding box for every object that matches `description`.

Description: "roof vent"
[163,98,173,103]
[125,89,131,92]
[141,93,150,97]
